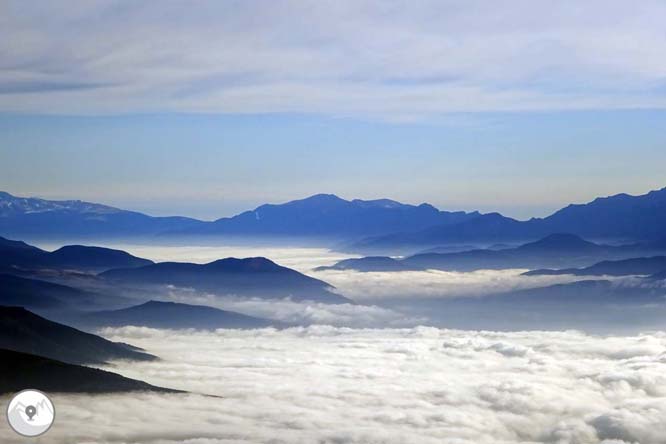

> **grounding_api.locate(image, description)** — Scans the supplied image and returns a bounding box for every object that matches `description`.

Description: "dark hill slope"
[45,245,153,271]
[0,235,152,272]
[0,306,155,365]
[82,301,281,329]
[0,273,96,310]
[101,257,351,303]
[0,349,177,394]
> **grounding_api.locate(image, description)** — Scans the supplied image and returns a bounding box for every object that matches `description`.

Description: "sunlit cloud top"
[2,0,666,119]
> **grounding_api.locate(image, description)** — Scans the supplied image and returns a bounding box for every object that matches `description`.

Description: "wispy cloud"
[2,0,666,118]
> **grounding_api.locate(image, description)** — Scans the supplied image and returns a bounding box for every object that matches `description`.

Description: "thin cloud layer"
[312,268,584,302]
[2,327,665,443]
[96,243,355,272]
[164,288,423,327]
[2,1,666,118]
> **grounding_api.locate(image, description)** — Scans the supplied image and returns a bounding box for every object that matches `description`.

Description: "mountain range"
[1,235,153,272]
[3,188,664,251]
[0,191,477,240]
[383,278,666,332]
[0,235,349,318]
[524,256,666,277]
[100,257,350,303]
[319,234,666,272]
[350,188,666,252]
[0,191,202,238]
[171,193,479,237]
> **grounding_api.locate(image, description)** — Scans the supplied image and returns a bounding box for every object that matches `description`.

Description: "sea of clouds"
[49,242,655,331]
[2,326,666,444]
[311,268,584,302]
[67,243,596,302]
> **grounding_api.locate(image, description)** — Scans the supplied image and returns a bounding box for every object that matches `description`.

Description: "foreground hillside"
[0,349,178,394]
[0,306,156,365]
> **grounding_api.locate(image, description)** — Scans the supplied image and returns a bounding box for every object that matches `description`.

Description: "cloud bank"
[312,268,584,302]
[2,327,666,443]
[164,288,423,328]
[96,243,355,273]
[2,1,666,118]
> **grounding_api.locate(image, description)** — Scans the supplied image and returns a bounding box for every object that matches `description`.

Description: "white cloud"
[164,288,423,328]
[32,242,359,273]
[2,327,666,443]
[1,1,666,118]
[311,268,585,302]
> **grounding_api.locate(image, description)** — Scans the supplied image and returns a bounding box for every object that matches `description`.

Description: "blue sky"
[1,1,665,220]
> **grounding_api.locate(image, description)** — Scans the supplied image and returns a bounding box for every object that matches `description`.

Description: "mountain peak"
[307,193,344,199]
[517,233,598,251]
[206,256,283,272]
[299,193,347,204]
[139,300,176,307]
[350,198,410,209]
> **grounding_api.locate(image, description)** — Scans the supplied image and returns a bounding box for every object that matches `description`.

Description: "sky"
[1,0,665,220]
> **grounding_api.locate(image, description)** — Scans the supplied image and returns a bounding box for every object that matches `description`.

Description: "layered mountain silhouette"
[171,193,478,237]
[320,256,411,272]
[2,188,666,248]
[0,306,156,365]
[45,245,153,271]
[486,279,663,305]
[394,279,666,332]
[0,191,477,240]
[0,191,202,238]
[0,236,46,268]
[82,300,282,329]
[525,256,666,277]
[349,188,666,252]
[0,273,98,310]
[0,349,179,394]
[0,235,152,272]
[101,257,351,303]
[319,234,665,272]
[0,236,351,308]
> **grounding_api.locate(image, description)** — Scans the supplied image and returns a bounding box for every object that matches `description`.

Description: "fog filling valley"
[9,242,666,443]
[2,327,666,443]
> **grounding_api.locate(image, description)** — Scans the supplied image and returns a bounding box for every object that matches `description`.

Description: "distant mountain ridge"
[101,257,351,304]
[0,235,152,272]
[319,234,666,272]
[173,193,479,237]
[0,191,477,240]
[525,256,666,277]
[350,187,666,252]
[82,300,282,330]
[3,187,666,249]
[0,191,203,238]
